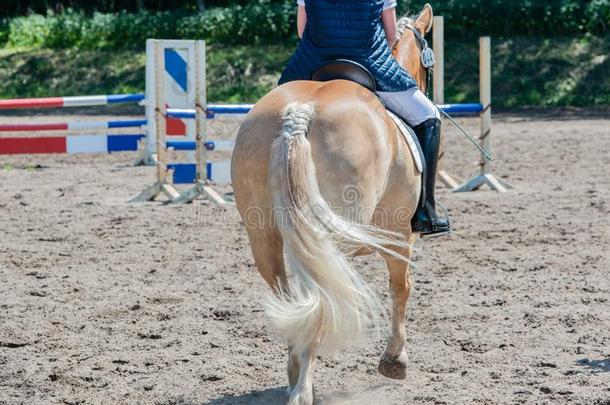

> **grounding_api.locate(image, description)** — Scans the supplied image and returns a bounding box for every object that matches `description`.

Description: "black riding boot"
[411,118,451,236]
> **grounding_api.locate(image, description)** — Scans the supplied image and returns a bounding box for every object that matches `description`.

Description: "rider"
[279,0,450,236]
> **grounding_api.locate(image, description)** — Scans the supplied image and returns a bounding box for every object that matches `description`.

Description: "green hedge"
[0,0,252,16]
[402,0,610,37]
[0,1,296,49]
[2,36,608,106]
[179,2,294,44]
[0,0,608,50]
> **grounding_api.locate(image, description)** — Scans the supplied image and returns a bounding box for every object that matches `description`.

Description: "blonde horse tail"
[265,102,408,354]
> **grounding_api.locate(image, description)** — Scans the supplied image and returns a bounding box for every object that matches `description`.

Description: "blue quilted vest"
[278,0,416,92]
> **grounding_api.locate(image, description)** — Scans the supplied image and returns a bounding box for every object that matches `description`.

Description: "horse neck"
[393,42,426,91]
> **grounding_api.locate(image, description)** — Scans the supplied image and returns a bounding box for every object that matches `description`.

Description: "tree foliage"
[0,0,608,50]
[401,0,610,37]
[0,0,252,15]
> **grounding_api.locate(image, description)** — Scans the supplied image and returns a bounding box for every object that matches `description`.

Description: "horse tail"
[265,102,408,354]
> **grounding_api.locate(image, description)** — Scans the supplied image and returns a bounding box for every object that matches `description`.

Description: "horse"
[231,5,434,404]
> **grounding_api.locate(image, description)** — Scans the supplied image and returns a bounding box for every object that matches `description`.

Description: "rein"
[394,23,435,96]
[395,22,493,161]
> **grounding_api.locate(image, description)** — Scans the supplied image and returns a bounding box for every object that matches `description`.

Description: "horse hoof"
[377,354,407,380]
[287,393,313,405]
[287,385,314,405]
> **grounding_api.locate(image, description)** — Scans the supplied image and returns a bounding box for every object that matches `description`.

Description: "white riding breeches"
[376,87,440,127]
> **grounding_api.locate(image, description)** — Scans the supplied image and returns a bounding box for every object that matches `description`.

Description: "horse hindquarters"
[265,102,407,355]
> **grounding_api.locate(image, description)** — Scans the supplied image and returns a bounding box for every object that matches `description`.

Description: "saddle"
[312,59,377,92]
[311,60,424,173]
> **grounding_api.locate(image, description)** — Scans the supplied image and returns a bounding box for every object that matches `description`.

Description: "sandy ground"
[0,109,608,405]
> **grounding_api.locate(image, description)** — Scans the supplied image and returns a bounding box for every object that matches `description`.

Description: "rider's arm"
[297,2,307,38]
[381,6,397,47]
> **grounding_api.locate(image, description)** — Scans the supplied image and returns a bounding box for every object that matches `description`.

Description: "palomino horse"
[231,5,434,404]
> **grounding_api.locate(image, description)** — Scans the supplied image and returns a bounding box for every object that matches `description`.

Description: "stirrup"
[414,200,451,238]
[421,229,452,239]
[424,200,451,238]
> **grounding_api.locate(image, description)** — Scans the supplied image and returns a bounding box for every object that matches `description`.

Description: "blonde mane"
[395,16,415,44]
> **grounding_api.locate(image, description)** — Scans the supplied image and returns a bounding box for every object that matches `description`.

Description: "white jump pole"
[480,36,492,176]
[172,41,225,204]
[131,39,225,203]
[432,16,444,105]
[130,40,182,202]
[154,40,174,195]
[433,16,461,189]
[195,40,207,186]
[454,36,512,193]
[136,40,159,166]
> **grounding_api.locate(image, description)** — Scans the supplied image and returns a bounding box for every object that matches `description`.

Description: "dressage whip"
[435,104,494,162]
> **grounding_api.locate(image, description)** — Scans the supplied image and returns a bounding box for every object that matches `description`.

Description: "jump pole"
[171,42,225,204]
[453,37,512,193]
[129,40,225,204]
[130,40,181,202]
[432,16,461,189]
[432,16,444,104]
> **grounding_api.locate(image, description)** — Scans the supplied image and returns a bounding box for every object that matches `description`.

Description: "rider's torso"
[279,0,416,92]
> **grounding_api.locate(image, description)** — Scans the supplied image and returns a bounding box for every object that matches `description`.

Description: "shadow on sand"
[576,358,610,372]
[205,383,394,405]
[204,387,287,405]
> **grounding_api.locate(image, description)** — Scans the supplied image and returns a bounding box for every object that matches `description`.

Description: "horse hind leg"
[245,225,287,291]
[251,226,314,402]
[250,230,304,396]
[287,345,300,392]
[244,227,305,394]
[287,339,320,405]
[378,235,415,380]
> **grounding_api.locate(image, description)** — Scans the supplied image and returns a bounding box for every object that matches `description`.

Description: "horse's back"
[232,80,413,224]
